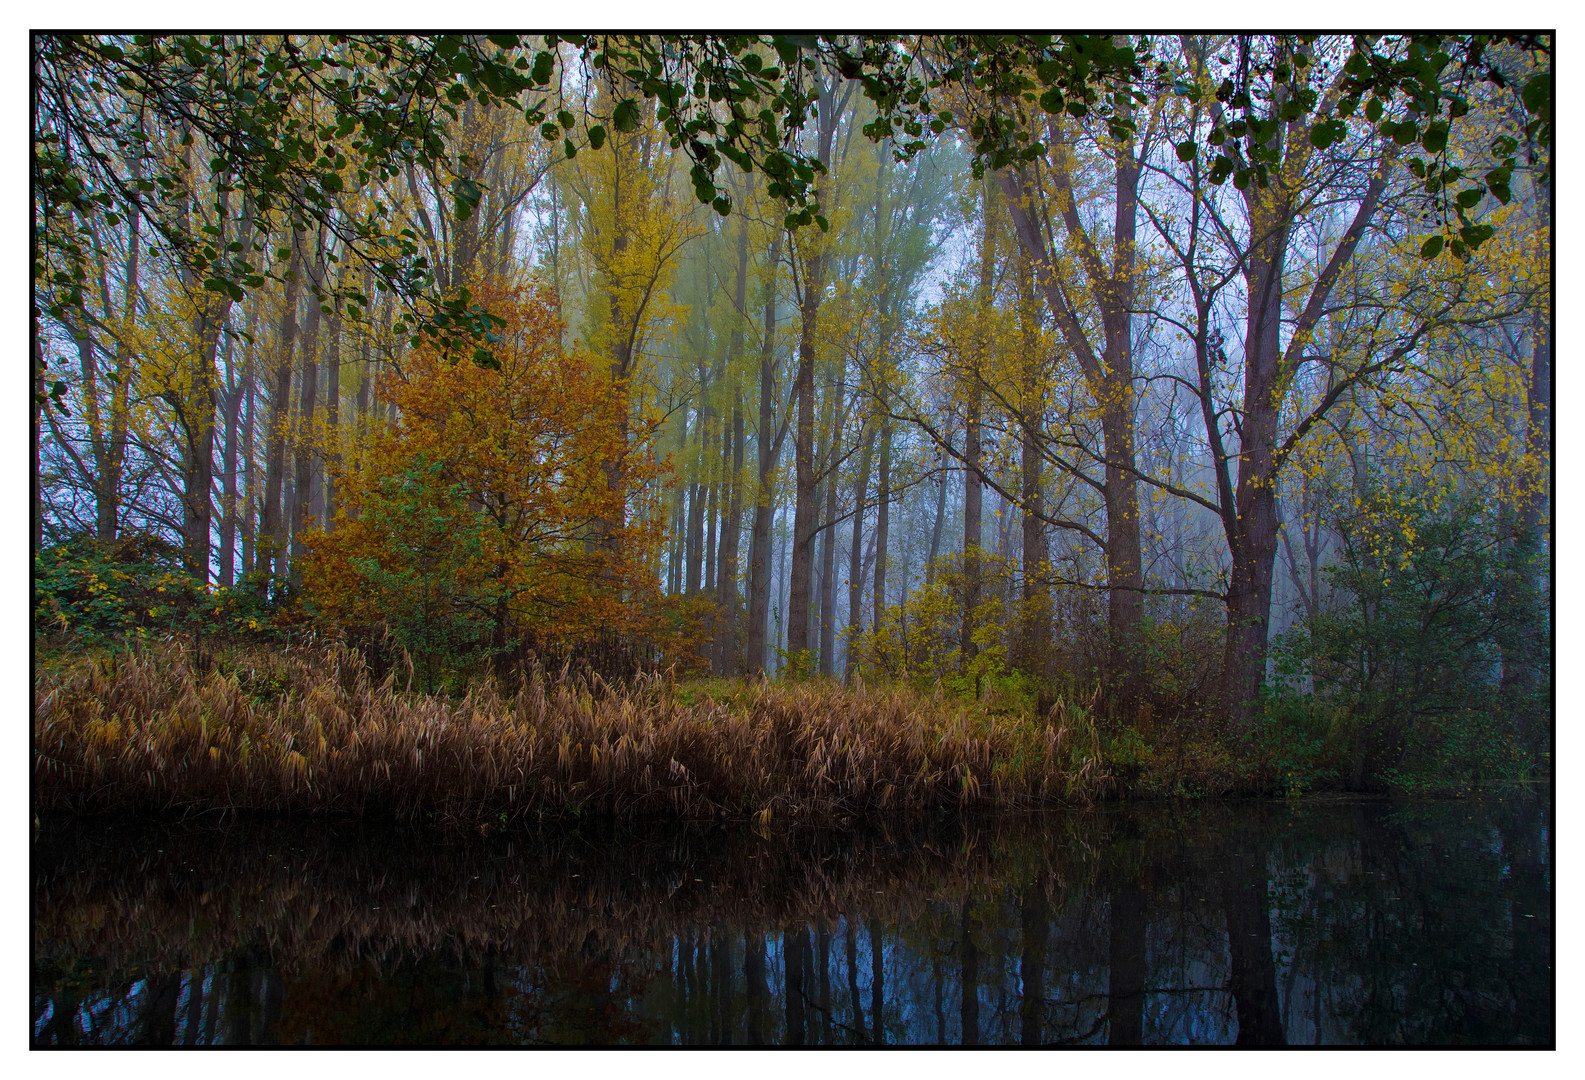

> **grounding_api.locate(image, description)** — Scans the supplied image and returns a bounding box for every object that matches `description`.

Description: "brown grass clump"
[35,643,1109,827]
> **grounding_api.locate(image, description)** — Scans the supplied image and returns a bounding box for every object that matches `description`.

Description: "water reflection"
[33,797,1551,1045]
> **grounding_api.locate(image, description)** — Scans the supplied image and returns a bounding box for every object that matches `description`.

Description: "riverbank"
[36,642,1121,828]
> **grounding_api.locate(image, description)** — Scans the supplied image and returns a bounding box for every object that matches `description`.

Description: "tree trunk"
[1001,103,1145,717]
[1221,220,1290,730]
[873,414,891,632]
[686,421,705,594]
[785,69,839,666]
[712,214,753,671]
[241,327,257,578]
[260,235,304,593]
[597,69,640,556]
[705,473,719,596]
[745,230,783,674]
[717,387,746,673]
[669,410,688,595]
[180,301,230,583]
[83,192,139,542]
[786,250,820,663]
[289,230,327,585]
[1012,242,1048,674]
[963,177,994,667]
[817,369,847,677]
[217,330,244,587]
[322,277,342,532]
[926,453,948,587]
[845,420,876,680]
[1206,38,1392,730]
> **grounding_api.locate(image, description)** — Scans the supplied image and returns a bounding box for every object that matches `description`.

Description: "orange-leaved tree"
[302,283,668,672]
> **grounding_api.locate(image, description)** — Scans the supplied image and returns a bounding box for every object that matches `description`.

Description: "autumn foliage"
[301,284,670,666]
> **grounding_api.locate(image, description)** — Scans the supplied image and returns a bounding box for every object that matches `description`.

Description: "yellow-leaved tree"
[301,282,670,680]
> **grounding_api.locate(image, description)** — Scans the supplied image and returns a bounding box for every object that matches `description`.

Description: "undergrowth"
[34,642,1111,829]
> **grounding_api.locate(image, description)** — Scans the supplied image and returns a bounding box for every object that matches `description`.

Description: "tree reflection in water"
[33,797,1551,1045]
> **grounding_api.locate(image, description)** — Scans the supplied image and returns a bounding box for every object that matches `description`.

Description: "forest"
[32,34,1552,821]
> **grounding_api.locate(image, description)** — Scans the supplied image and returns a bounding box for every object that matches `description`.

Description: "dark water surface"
[33,797,1551,1046]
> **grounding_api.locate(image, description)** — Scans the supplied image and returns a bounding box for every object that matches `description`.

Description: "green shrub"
[1279,481,1542,792]
[34,533,283,653]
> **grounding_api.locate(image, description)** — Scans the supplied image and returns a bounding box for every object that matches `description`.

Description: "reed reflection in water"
[32,797,1551,1046]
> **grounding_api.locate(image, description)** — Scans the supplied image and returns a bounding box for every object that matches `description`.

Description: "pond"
[32,796,1551,1046]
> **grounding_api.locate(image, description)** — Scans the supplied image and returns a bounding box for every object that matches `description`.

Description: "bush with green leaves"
[319,457,496,691]
[34,533,282,652]
[1275,482,1539,792]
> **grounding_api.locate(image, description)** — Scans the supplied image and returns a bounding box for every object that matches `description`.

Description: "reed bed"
[35,643,1109,827]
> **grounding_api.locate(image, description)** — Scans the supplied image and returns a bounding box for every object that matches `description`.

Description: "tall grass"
[35,642,1109,827]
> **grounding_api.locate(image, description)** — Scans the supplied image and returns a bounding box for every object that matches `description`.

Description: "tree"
[1134,35,1543,727]
[785,65,852,667]
[301,283,666,667]
[998,85,1150,711]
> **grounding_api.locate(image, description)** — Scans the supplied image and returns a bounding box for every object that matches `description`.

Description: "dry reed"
[34,642,1110,826]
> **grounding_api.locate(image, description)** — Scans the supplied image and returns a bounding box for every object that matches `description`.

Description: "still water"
[33,797,1551,1046]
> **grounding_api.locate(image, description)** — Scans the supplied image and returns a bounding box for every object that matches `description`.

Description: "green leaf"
[1521,72,1550,115]
[1421,123,1448,153]
[1364,97,1384,123]
[1456,187,1483,209]
[587,124,606,150]
[531,51,554,85]
[452,176,482,221]
[1459,222,1495,249]
[1419,234,1443,259]
[564,137,576,159]
[613,98,640,132]
[1176,139,1197,161]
